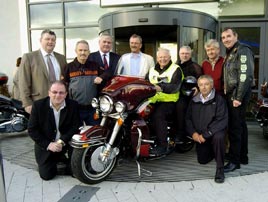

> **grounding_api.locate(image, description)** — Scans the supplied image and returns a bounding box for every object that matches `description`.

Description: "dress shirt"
[99,51,110,66]
[40,48,61,80]
[49,100,66,140]
[200,91,213,104]
[130,53,141,76]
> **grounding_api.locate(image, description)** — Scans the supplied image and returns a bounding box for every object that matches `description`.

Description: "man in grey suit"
[19,29,67,114]
[116,34,155,78]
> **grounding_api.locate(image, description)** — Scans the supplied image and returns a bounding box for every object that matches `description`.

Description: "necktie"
[47,54,56,83]
[103,54,109,70]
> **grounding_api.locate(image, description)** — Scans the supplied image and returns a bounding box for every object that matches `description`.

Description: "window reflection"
[31,29,64,54]
[30,3,62,28]
[65,1,116,26]
[182,27,214,64]
[235,27,260,55]
[65,27,99,59]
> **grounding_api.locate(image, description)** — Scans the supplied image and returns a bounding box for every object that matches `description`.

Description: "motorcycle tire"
[71,145,117,184]
[263,125,268,139]
[175,139,194,153]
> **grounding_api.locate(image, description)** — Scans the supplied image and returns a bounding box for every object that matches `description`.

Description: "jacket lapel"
[59,106,67,128]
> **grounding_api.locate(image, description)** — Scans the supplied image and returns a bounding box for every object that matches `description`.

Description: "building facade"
[0,0,267,100]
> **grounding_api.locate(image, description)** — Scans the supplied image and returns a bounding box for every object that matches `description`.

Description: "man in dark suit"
[88,33,120,91]
[19,29,67,114]
[28,81,80,180]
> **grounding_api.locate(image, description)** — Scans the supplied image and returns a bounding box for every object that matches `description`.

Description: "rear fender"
[70,125,109,148]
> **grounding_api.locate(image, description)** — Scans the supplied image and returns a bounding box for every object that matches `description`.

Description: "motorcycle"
[70,75,194,184]
[0,73,29,133]
[253,81,268,138]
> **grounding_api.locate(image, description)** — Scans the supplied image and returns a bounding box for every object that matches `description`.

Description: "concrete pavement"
[3,159,268,202]
[1,122,268,202]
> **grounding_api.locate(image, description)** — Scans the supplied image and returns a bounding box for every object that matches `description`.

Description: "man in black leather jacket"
[221,27,254,173]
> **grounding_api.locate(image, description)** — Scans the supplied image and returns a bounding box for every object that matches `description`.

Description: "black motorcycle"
[253,81,268,138]
[0,73,29,133]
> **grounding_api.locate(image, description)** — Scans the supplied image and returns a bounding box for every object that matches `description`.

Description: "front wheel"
[71,145,117,184]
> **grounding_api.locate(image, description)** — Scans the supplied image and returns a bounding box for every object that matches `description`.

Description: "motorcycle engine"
[0,111,28,133]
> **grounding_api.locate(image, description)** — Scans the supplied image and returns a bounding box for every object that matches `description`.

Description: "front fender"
[70,125,109,148]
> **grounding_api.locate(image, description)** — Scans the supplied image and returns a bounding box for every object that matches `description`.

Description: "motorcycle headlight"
[99,95,113,113]
[115,101,126,113]
[91,98,99,108]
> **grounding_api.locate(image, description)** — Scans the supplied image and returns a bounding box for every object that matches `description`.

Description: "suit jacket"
[88,51,120,90]
[116,52,155,78]
[28,97,80,165]
[19,49,67,107]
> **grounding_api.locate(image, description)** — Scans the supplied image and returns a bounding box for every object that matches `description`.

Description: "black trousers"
[226,89,251,164]
[35,144,72,180]
[175,95,191,137]
[196,130,225,169]
[151,102,175,147]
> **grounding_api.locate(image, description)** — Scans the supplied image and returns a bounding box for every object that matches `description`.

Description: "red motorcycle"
[70,75,194,184]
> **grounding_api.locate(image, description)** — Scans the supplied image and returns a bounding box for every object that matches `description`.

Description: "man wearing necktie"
[88,33,120,91]
[19,29,67,114]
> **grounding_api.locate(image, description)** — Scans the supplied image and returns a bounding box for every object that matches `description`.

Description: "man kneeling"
[185,75,228,183]
[28,81,80,180]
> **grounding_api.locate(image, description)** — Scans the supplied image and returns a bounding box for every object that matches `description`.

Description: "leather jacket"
[223,42,254,101]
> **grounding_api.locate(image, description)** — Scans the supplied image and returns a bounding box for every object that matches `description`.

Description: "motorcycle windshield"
[101,75,156,111]
[115,62,148,79]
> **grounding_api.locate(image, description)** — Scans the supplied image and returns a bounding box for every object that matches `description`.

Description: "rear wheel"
[71,145,117,184]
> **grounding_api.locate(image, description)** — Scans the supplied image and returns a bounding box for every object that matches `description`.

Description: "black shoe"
[224,162,240,173]
[149,146,167,156]
[214,168,225,183]
[240,156,249,165]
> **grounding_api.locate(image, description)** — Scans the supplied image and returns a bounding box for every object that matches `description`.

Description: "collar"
[200,90,213,103]
[155,60,173,73]
[40,48,55,57]
[130,52,141,58]
[226,41,239,55]
[193,88,216,103]
[99,51,109,57]
[208,56,219,64]
[49,99,66,111]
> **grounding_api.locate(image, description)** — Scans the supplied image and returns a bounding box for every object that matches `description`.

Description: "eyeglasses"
[50,90,66,95]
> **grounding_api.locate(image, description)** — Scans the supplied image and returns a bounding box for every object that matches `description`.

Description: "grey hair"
[157,47,171,57]
[179,45,192,53]
[75,40,89,50]
[198,74,214,86]
[204,39,220,49]
[130,34,142,43]
[99,33,113,41]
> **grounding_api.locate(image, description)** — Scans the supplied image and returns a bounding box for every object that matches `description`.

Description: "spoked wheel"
[71,145,117,184]
[263,125,268,139]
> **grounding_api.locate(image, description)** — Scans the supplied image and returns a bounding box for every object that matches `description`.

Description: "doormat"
[58,185,100,202]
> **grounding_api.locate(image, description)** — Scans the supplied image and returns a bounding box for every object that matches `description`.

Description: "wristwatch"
[56,139,65,146]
